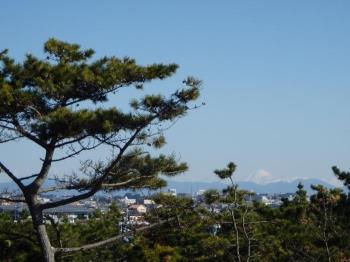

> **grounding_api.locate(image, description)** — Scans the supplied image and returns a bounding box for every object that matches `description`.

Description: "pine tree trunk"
[29,200,55,262]
[35,223,55,262]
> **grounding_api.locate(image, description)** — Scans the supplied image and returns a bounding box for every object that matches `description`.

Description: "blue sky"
[1,1,350,185]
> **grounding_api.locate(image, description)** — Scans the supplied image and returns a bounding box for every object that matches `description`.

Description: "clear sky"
[1,1,350,185]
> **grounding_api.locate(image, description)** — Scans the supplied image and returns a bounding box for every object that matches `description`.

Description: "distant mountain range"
[165,179,343,195]
[0,178,344,195]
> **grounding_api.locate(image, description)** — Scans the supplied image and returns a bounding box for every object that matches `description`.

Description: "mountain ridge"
[0,178,343,195]
[165,178,342,194]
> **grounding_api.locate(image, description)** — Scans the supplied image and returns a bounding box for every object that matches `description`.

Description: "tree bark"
[36,223,55,262]
[28,199,55,262]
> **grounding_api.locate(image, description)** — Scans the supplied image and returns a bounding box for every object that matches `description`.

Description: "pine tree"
[0,39,201,261]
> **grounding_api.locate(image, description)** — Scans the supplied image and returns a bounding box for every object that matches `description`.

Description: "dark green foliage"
[203,189,220,206]
[0,213,41,261]
[332,166,350,190]
[132,194,231,261]
[214,162,236,180]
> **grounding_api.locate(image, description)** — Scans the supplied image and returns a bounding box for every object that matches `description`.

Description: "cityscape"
[1,187,297,224]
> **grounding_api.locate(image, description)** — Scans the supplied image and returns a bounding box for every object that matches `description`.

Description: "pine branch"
[0,161,25,190]
[55,218,173,254]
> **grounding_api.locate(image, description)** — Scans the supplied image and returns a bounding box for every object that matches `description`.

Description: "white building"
[168,188,177,196]
[129,204,147,214]
[120,196,136,205]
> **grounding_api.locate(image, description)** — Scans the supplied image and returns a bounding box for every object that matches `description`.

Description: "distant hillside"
[165,179,341,195]
[0,178,343,196]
